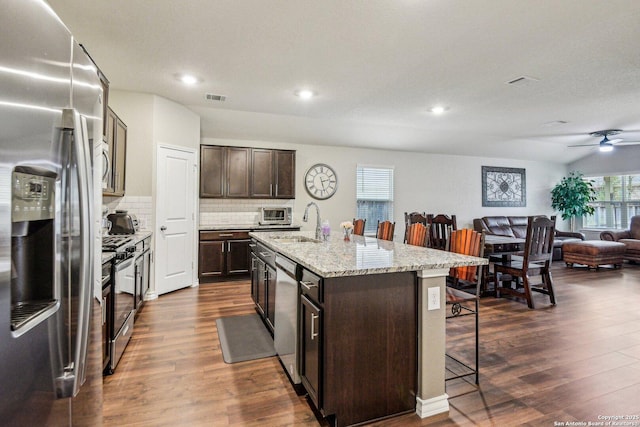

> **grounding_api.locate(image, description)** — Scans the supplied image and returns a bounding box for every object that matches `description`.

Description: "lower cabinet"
[199,231,251,280]
[299,269,417,427]
[251,253,266,315]
[300,294,322,408]
[250,241,276,332]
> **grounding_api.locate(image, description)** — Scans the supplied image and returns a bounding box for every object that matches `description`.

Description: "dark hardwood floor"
[104,262,640,426]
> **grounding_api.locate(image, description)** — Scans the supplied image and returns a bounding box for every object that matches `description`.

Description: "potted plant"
[551,171,597,231]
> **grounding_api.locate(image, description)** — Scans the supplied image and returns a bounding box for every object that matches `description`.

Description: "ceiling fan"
[568,129,640,152]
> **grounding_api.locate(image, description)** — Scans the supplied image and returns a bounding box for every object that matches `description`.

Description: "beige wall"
[109,90,200,197]
[201,137,569,238]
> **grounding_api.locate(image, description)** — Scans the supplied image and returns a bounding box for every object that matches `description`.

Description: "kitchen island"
[249,231,487,427]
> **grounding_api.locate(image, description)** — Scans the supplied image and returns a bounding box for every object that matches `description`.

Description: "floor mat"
[216,314,276,363]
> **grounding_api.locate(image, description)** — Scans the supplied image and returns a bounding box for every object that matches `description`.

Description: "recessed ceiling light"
[175,73,200,85]
[295,89,315,100]
[429,106,448,115]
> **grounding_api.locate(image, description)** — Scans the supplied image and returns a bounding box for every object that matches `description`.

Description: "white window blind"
[356,165,394,235]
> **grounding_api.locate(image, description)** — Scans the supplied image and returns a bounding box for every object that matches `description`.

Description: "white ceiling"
[48,0,640,163]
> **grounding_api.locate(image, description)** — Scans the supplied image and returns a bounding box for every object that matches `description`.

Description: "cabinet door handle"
[259,251,272,258]
[219,233,234,237]
[270,184,273,196]
[275,184,278,196]
[300,281,318,290]
[102,297,106,325]
[311,313,319,340]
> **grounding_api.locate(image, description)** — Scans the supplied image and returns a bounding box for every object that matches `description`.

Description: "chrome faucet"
[303,202,322,240]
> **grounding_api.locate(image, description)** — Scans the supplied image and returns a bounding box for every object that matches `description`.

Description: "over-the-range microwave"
[259,207,292,225]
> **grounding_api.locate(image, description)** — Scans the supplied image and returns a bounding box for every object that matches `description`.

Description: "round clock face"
[304,163,338,200]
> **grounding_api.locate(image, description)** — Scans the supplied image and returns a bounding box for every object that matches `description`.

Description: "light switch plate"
[428,287,440,311]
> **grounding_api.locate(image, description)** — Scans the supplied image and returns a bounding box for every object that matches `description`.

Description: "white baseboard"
[416,393,449,418]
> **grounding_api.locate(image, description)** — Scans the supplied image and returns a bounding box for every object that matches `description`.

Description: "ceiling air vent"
[505,75,540,86]
[205,93,226,102]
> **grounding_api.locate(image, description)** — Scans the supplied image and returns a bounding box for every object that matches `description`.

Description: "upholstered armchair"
[600,215,640,262]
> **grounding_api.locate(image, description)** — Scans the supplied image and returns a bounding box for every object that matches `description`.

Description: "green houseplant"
[551,171,597,231]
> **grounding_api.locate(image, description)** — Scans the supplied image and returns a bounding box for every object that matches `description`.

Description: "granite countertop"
[200,224,301,231]
[249,231,487,278]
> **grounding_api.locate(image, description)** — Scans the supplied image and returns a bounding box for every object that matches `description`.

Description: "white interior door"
[155,145,196,295]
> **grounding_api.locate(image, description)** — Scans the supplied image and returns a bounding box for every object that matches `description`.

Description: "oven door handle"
[116,257,135,271]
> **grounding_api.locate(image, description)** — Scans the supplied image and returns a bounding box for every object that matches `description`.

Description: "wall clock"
[304,163,338,200]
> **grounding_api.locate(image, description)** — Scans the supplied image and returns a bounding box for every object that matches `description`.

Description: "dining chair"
[445,229,484,385]
[427,214,457,250]
[352,218,366,236]
[404,211,427,243]
[492,216,556,309]
[376,220,395,241]
[405,223,429,247]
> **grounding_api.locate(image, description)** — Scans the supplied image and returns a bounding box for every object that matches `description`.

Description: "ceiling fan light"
[599,144,613,152]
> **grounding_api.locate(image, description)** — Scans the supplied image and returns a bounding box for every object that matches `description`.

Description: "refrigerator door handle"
[55,109,94,399]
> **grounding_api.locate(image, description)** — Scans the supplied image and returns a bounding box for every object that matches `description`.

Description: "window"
[583,174,640,229]
[356,165,394,235]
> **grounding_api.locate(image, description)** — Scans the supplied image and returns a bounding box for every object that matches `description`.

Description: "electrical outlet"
[428,287,440,311]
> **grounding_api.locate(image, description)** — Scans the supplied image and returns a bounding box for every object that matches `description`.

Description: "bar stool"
[376,220,395,241]
[446,228,484,385]
[352,218,366,236]
[405,223,429,247]
[404,211,427,243]
[427,214,457,250]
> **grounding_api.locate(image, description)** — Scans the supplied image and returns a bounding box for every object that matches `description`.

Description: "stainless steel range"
[102,235,136,374]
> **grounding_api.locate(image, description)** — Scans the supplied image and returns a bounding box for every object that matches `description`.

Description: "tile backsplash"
[199,199,294,226]
[103,196,152,230]
[102,197,295,229]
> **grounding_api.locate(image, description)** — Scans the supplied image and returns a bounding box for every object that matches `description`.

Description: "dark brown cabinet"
[199,240,225,278]
[250,149,274,198]
[199,145,224,197]
[200,145,295,199]
[250,253,264,314]
[200,146,250,198]
[103,107,127,196]
[274,150,296,198]
[250,241,277,332]
[226,147,250,197]
[300,293,322,408]
[298,269,417,427]
[250,149,296,198]
[198,231,251,280]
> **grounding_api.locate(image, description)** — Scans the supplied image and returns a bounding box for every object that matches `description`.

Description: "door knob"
[160,226,167,231]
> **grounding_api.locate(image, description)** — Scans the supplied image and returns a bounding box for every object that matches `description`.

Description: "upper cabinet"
[200,145,295,199]
[103,107,127,196]
[200,145,224,197]
[274,150,296,198]
[226,147,251,197]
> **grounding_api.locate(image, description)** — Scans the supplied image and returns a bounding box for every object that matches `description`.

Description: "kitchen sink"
[271,236,322,244]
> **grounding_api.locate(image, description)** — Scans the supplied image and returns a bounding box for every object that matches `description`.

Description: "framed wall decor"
[482,166,526,207]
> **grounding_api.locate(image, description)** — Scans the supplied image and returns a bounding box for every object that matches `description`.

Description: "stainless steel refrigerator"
[1,0,103,425]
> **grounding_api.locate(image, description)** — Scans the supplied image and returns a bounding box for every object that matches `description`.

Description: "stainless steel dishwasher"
[274,254,301,385]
